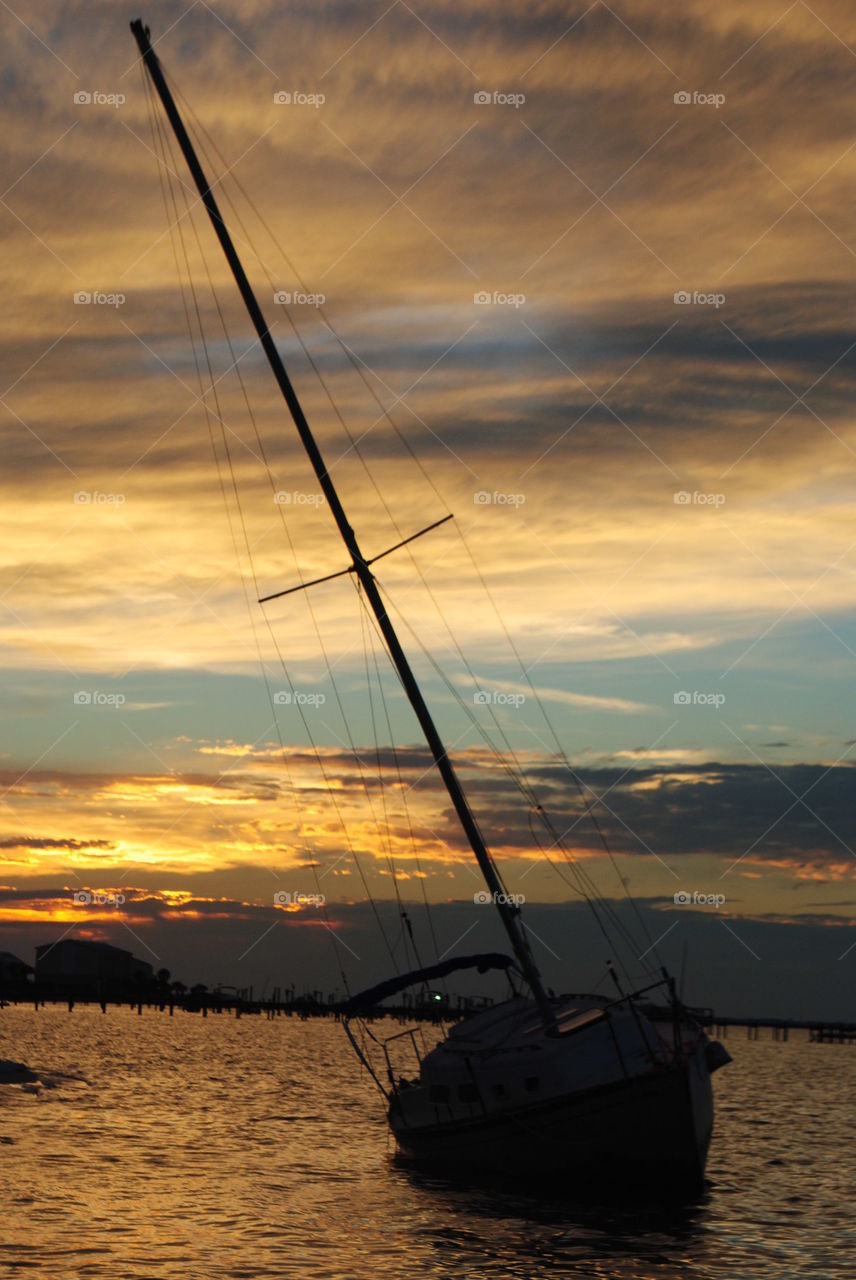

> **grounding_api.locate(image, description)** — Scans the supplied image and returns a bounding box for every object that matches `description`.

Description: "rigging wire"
[167,74,620,988]
[148,61,665,996]
[143,70,393,980]
[140,71,354,995]
[378,587,653,988]
[357,575,446,975]
[357,581,415,969]
[166,74,452,966]
[170,80,450,514]
[455,527,663,974]
[163,89,659,979]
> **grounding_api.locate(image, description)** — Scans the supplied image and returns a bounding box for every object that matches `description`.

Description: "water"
[0,1005,852,1279]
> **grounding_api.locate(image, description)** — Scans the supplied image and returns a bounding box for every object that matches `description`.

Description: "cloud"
[0,746,854,894]
[0,835,114,851]
[465,676,656,714]
[0,1,854,1020]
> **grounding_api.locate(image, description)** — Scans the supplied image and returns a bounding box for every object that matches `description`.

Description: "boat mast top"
[130,18,556,1028]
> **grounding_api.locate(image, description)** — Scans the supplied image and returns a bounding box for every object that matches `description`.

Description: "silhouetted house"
[0,951,33,983]
[35,939,153,995]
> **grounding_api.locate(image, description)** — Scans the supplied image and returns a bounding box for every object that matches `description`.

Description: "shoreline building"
[35,939,153,996]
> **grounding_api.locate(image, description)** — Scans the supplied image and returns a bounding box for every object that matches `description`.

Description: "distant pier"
[1,987,854,1042]
[0,983,479,1024]
[702,1013,856,1043]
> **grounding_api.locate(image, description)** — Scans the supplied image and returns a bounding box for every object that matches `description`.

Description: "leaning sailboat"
[132,17,730,1198]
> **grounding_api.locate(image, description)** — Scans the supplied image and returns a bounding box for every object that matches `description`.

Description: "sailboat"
[132,18,730,1198]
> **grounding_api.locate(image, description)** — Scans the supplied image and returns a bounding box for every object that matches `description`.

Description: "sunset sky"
[0,0,854,1017]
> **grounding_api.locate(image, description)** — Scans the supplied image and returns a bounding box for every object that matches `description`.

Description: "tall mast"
[131,19,555,1027]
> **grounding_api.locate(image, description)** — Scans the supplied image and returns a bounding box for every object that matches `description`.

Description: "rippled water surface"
[0,1005,853,1278]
